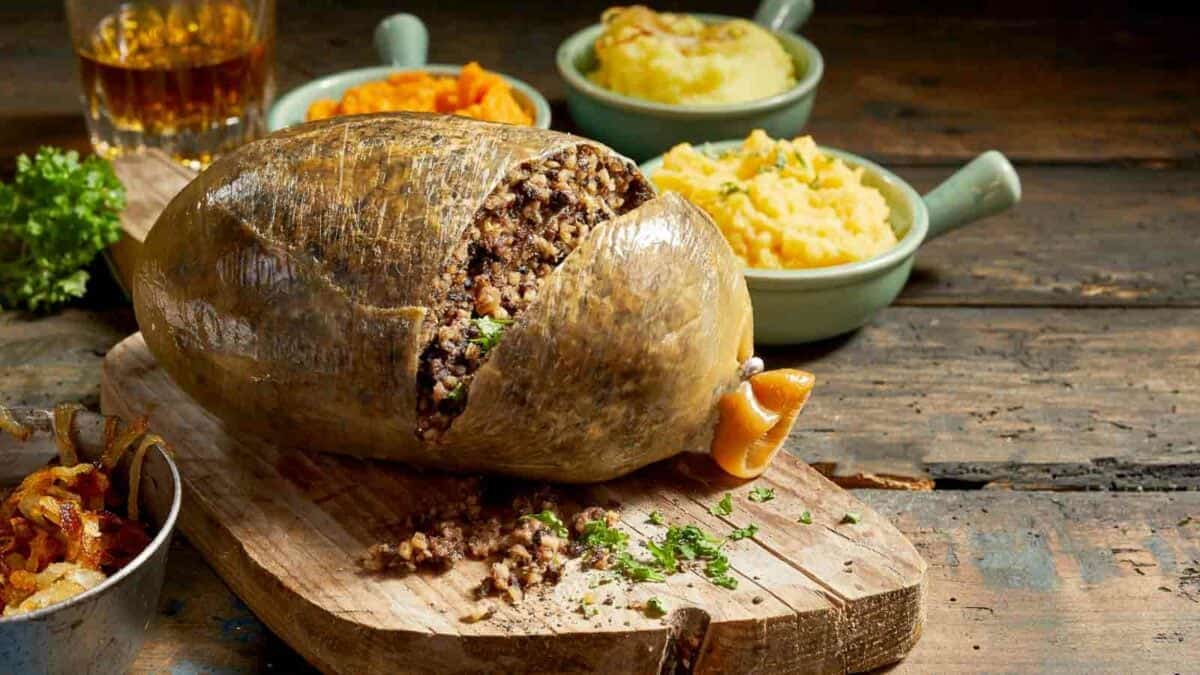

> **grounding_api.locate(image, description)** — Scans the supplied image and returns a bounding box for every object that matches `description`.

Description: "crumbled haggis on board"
[360,479,763,621]
[359,481,613,607]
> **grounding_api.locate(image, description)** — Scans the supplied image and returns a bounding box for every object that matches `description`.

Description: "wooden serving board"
[102,333,925,674]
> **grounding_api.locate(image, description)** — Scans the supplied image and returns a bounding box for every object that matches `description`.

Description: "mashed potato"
[652,130,895,269]
[589,6,796,105]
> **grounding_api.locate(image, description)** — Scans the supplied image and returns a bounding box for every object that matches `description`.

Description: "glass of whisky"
[66,0,275,169]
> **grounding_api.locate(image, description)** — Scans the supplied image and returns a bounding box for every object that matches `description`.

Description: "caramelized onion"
[100,416,150,470]
[0,405,32,441]
[125,434,165,522]
[52,404,84,467]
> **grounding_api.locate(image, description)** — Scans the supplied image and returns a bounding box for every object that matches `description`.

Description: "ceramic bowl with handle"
[641,144,1022,344]
[556,0,822,160]
[0,407,181,675]
[268,13,551,131]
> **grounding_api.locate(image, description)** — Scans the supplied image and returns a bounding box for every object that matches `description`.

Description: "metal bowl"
[0,407,181,674]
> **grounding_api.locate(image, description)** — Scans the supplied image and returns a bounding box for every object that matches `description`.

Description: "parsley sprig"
[0,147,125,312]
[522,510,569,537]
[748,486,775,503]
[709,493,733,516]
[469,316,513,353]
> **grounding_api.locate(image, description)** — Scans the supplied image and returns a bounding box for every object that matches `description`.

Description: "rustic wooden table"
[1,0,1197,671]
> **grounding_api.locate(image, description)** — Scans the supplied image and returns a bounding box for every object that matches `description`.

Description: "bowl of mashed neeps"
[557,1,823,160]
[641,131,1022,344]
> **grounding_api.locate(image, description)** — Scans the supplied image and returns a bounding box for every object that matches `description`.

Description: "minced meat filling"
[416,145,653,438]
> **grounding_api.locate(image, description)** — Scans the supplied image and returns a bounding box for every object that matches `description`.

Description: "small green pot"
[267,13,551,131]
[556,0,822,161]
[641,143,1022,344]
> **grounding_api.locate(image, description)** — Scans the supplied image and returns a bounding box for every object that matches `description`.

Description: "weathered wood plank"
[134,538,318,675]
[0,308,134,409]
[896,167,1200,307]
[861,490,1200,672]
[772,306,1200,489]
[132,491,1200,673]
[1,2,1195,166]
[803,15,1200,165]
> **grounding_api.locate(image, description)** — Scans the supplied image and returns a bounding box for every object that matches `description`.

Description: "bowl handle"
[753,0,814,32]
[922,150,1021,240]
[374,13,429,67]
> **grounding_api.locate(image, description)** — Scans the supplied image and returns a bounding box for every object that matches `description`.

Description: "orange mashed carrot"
[306,62,534,126]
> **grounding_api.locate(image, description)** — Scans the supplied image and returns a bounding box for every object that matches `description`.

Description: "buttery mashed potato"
[588,6,796,105]
[652,130,896,269]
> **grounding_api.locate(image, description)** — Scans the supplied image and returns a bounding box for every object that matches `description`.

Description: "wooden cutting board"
[102,332,926,674]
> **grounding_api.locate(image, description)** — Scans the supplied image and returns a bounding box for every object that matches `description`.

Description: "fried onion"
[0,405,158,615]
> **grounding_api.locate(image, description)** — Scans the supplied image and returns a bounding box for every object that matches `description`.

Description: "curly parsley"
[0,147,125,312]
[748,486,775,503]
[728,524,758,541]
[522,510,569,537]
[580,520,629,551]
[469,316,513,352]
[645,597,667,617]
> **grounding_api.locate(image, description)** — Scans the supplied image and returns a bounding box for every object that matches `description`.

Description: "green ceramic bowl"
[556,0,822,161]
[641,142,1022,344]
[268,13,551,131]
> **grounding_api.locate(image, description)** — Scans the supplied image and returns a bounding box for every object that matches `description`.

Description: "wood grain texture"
[771,306,1200,489]
[896,167,1200,307]
[102,332,926,674]
[1,1,1195,166]
[866,490,1200,672]
[130,491,1200,673]
[136,538,319,675]
[0,308,134,409]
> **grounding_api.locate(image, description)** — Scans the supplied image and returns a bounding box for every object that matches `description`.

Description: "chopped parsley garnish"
[774,152,788,170]
[710,493,733,517]
[719,182,744,197]
[793,150,810,170]
[665,525,724,561]
[522,510,568,537]
[469,316,513,352]
[616,552,666,582]
[581,520,629,551]
[445,382,466,401]
[728,524,758,541]
[575,518,738,591]
[704,556,738,589]
[748,486,775,503]
[579,601,599,618]
[798,511,813,525]
[841,512,862,525]
[643,538,677,572]
[646,510,665,526]
[645,597,667,617]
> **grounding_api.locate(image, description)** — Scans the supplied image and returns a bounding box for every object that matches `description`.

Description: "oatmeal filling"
[415,144,653,438]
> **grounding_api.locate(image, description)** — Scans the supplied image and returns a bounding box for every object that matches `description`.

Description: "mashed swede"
[651,131,895,269]
[588,6,795,105]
